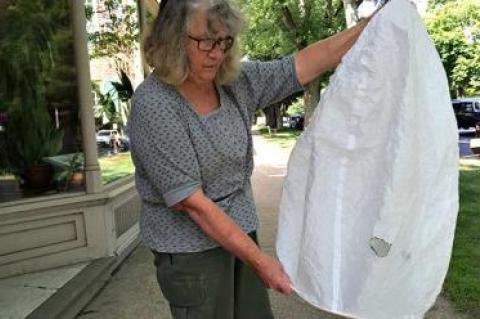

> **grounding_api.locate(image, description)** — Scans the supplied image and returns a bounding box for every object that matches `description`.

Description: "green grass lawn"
[258,128,480,313]
[0,175,14,180]
[444,159,480,315]
[2,153,136,186]
[99,152,135,184]
[256,127,303,150]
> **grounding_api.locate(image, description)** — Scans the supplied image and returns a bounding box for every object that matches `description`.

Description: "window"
[89,0,140,185]
[0,1,85,203]
[459,102,474,113]
[474,102,480,112]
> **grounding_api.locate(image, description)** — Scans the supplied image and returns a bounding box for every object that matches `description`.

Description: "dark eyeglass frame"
[188,35,235,52]
[159,0,168,11]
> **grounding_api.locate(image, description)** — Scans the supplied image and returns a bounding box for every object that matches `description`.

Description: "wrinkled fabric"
[276,0,459,318]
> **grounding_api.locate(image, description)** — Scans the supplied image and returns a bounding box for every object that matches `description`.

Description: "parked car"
[96,129,119,147]
[288,114,305,130]
[452,98,480,133]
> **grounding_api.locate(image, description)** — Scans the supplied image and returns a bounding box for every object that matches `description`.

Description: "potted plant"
[3,106,64,189]
[0,1,64,190]
[52,153,84,191]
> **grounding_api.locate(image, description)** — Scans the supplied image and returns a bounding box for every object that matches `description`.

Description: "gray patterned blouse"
[128,56,303,253]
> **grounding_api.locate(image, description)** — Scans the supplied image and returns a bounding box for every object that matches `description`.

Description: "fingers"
[276,266,293,294]
[256,254,294,294]
[268,268,292,294]
[276,275,293,294]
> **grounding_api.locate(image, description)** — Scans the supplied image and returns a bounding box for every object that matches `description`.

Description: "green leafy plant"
[286,97,305,116]
[92,71,134,133]
[88,0,140,76]
[3,106,64,177]
[0,0,64,186]
[111,70,134,103]
[53,153,84,190]
[425,0,480,97]
[0,0,54,110]
[93,82,121,130]
[241,0,345,124]
[87,0,138,134]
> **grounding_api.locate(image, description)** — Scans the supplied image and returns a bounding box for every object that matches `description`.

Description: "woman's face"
[185,9,228,84]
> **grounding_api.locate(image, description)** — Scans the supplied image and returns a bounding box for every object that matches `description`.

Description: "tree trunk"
[136,0,152,77]
[252,113,258,125]
[343,0,361,27]
[303,78,321,127]
[276,106,284,130]
[264,103,283,130]
[325,0,333,27]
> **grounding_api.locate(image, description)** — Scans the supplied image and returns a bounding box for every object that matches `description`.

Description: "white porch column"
[71,0,103,194]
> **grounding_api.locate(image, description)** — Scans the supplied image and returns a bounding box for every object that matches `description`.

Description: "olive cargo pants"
[152,232,274,319]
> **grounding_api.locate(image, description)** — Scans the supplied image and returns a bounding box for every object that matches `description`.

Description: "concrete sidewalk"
[72,134,465,319]
[73,135,330,319]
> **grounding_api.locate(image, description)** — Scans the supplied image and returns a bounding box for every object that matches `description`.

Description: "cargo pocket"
[158,274,206,307]
[155,254,205,308]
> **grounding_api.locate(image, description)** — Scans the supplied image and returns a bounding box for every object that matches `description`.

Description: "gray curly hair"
[144,0,244,85]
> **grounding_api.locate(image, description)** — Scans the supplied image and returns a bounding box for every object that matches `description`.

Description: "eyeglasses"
[159,0,168,11]
[188,35,234,52]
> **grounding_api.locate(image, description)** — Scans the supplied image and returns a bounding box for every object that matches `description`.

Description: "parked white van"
[96,129,119,146]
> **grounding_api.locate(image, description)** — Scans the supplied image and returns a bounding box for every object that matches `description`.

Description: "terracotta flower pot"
[69,171,84,188]
[25,163,52,189]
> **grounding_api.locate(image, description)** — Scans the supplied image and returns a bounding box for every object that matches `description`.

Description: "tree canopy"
[241,0,346,125]
[87,0,140,77]
[425,0,480,97]
[241,0,346,60]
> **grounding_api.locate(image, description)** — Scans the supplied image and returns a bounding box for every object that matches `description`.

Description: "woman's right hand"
[254,253,293,294]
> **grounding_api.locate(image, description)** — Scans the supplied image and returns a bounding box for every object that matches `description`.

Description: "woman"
[128,0,375,318]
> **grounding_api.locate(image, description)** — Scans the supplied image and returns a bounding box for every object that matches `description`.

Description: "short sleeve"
[128,91,202,207]
[236,55,303,114]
